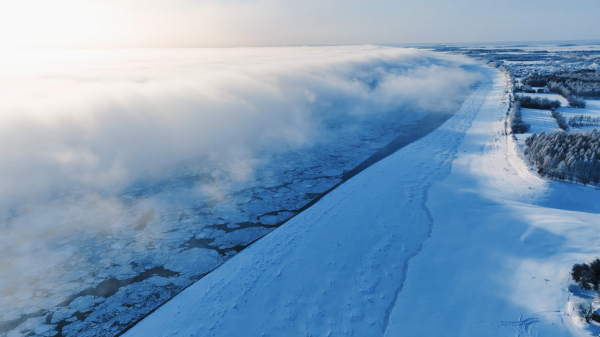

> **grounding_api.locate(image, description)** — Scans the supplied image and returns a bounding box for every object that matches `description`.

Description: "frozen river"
[0,47,480,337]
[1,102,467,337]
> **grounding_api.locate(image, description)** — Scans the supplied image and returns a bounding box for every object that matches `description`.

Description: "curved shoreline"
[120,64,486,335]
[0,71,478,337]
[113,92,469,337]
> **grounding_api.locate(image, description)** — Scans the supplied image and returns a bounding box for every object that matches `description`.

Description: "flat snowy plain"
[560,100,600,120]
[125,65,600,336]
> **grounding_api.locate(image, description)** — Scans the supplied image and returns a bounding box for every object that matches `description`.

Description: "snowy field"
[560,100,600,120]
[125,66,600,337]
[0,47,482,337]
[521,108,558,133]
[514,95,600,136]
[514,108,559,144]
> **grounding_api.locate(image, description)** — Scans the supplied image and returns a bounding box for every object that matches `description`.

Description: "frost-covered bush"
[516,96,561,110]
[547,82,586,107]
[548,81,572,99]
[523,70,600,99]
[572,259,600,291]
[509,101,530,134]
[568,96,587,108]
[521,72,589,108]
[524,130,600,185]
[578,302,594,323]
[501,68,530,134]
[572,259,600,324]
[569,115,600,128]
[498,66,517,95]
[551,109,568,131]
[505,70,516,93]
[522,77,548,87]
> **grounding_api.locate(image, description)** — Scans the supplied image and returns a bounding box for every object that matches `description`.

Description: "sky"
[1,0,599,48]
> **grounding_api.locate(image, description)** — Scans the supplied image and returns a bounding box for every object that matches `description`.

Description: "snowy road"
[125,65,600,336]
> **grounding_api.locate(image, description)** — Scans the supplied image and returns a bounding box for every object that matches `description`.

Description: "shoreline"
[122,65,494,336]
[114,93,468,337]
[0,57,482,337]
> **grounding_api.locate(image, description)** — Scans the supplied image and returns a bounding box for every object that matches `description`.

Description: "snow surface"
[522,108,560,133]
[560,100,600,120]
[125,65,600,336]
[515,94,600,121]
[514,107,560,144]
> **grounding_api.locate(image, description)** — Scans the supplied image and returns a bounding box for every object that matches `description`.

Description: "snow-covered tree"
[516,96,561,110]
[568,115,600,128]
[524,130,600,185]
[509,101,530,134]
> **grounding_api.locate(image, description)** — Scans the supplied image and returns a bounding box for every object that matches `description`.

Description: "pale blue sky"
[1,0,599,48]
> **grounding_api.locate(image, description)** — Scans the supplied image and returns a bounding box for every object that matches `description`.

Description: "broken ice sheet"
[0,92,432,336]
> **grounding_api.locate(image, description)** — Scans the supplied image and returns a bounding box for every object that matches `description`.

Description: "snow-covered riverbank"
[125,63,600,336]
[0,47,486,337]
[122,64,492,336]
[388,68,600,336]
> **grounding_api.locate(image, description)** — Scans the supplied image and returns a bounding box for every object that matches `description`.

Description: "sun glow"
[0,1,128,48]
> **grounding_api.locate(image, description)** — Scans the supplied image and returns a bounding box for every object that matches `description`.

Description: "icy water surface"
[0,47,481,337]
[0,102,468,337]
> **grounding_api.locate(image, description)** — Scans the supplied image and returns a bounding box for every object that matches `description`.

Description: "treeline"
[573,259,600,291]
[521,69,599,101]
[515,96,561,110]
[547,82,587,108]
[518,85,548,94]
[509,101,530,133]
[467,48,525,54]
[551,109,569,131]
[572,259,600,323]
[524,130,600,185]
[569,115,600,128]
[501,69,531,134]
[513,96,567,130]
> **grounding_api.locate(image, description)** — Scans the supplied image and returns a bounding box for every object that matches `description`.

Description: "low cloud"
[0,46,481,214]
[0,46,483,325]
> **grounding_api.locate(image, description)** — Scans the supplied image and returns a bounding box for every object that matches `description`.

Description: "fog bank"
[0,46,480,214]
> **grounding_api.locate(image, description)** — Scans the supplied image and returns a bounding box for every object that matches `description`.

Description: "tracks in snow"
[381,187,434,334]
